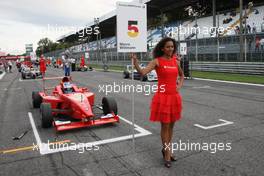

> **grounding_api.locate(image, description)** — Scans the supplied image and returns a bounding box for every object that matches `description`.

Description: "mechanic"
[8,60,12,73]
[39,55,46,77]
[63,55,71,76]
[130,37,184,168]
[3,60,8,72]
[80,55,85,67]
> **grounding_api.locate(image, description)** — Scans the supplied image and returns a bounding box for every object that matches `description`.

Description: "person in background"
[252,23,257,33]
[3,59,8,72]
[247,24,251,34]
[80,55,85,68]
[8,60,12,73]
[260,38,264,51]
[261,21,264,32]
[255,37,260,52]
[39,55,46,77]
[63,55,71,76]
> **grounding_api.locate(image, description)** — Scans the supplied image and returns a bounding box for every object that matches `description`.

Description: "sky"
[0,0,132,55]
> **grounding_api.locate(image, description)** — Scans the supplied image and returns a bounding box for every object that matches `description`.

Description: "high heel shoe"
[162,149,177,162]
[164,160,171,168]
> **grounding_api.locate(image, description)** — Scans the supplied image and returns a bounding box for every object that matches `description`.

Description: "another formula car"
[21,66,42,79]
[76,64,93,72]
[123,64,157,81]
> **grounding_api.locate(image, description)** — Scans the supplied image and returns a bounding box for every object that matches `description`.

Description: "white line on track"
[193,78,264,87]
[0,72,6,80]
[2,88,22,91]
[192,85,211,89]
[194,119,234,130]
[19,78,43,82]
[28,112,152,155]
[28,112,43,152]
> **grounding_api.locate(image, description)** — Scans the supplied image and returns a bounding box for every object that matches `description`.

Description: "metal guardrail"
[191,62,264,75]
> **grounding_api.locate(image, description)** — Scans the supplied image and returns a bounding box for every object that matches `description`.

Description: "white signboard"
[30,52,36,61]
[85,52,89,59]
[116,2,147,53]
[180,43,187,55]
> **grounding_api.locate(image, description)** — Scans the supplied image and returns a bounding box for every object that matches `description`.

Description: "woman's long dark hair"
[153,37,177,58]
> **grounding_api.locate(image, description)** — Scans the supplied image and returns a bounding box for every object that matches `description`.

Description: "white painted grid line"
[28,112,152,155]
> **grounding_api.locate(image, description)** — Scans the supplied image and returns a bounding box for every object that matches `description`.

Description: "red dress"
[149,56,182,123]
[39,57,46,73]
[80,56,85,67]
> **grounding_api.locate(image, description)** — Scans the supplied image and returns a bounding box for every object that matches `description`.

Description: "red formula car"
[32,77,119,131]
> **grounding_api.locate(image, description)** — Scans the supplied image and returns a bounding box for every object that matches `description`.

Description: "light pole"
[239,0,243,62]
[185,6,201,62]
[148,5,165,38]
[217,12,220,62]
[195,14,198,62]
[94,17,100,64]
[244,2,254,62]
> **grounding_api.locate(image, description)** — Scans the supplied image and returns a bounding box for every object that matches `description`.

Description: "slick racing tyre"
[123,71,129,79]
[102,97,118,115]
[140,75,147,82]
[32,91,42,108]
[41,103,53,128]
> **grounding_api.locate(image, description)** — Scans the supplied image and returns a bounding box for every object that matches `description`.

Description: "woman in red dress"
[131,37,184,168]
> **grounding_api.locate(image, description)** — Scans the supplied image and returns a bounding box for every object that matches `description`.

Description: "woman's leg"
[169,122,175,142]
[161,122,171,161]
[169,122,176,158]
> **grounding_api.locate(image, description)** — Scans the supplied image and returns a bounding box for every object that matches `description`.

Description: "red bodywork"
[39,78,119,131]
[22,61,32,68]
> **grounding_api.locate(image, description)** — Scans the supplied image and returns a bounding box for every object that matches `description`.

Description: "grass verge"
[191,71,264,84]
[89,64,264,84]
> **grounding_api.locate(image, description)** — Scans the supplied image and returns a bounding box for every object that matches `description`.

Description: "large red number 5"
[127,20,139,38]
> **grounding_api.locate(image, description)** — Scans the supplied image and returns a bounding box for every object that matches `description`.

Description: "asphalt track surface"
[0,67,264,176]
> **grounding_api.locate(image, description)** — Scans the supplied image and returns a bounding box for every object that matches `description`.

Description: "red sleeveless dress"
[149,56,182,123]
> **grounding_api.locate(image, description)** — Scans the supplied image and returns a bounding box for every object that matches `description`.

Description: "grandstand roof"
[57,0,264,43]
[57,0,199,43]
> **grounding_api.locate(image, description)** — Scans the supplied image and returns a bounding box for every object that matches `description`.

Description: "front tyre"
[41,103,53,128]
[102,97,118,115]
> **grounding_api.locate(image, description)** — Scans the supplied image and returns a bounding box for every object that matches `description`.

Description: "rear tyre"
[32,91,42,108]
[140,75,147,82]
[21,73,25,79]
[41,103,53,128]
[102,97,118,115]
[123,71,129,79]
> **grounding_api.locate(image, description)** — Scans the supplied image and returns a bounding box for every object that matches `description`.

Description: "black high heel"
[164,160,171,168]
[162,149,177,162]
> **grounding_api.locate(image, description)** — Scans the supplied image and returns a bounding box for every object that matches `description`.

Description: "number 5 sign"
[128,20,139,38]
[117,2,147,52]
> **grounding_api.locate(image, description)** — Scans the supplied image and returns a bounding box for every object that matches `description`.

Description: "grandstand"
[44,0,264,72]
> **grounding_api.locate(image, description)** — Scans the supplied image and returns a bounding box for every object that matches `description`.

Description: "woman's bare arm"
[177,62,184,91]
[130,53,158,76]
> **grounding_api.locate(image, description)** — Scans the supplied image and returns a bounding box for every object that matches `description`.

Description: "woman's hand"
[129,53,138,65]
